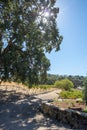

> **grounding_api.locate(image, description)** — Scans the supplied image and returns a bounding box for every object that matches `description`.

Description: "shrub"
[59,90,83,99]
[83,108,87,113]
[54,78,74,91]
[24,80,30,87]
[83,78,87,104]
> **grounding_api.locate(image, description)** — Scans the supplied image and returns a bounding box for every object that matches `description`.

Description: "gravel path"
[0,86,73,130]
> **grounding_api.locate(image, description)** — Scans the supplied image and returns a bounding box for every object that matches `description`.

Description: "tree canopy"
[46,74,84,88]
[0,0,63,86]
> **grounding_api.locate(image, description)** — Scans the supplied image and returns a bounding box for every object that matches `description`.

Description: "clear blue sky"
[47,0,87,76]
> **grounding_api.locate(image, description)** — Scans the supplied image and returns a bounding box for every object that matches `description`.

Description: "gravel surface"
[0,86,73,130]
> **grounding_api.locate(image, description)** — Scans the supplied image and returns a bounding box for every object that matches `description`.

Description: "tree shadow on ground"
[0,89,71,130]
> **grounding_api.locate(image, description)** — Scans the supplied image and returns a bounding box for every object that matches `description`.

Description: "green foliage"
[54,78,74,90]
[46,74,85,87]
[0,0,62,85]
[59,90,83,99]
[46,74,65,85]
[68,75,84,88]
[24,80,30,88]
[83,108,87,113]
[83,78,87,104]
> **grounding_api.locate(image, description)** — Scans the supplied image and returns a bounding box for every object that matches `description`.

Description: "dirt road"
[0,86,72,130]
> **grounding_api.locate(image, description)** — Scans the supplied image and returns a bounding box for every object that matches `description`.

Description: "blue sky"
[47,0,87,76]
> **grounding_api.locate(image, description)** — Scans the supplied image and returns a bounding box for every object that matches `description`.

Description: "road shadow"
[0,89,72,130]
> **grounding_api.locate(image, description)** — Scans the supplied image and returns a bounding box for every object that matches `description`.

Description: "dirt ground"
[0,85,73,130]
[53,99,87,112]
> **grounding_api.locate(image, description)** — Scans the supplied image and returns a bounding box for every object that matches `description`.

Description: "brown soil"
[53,99,87,112]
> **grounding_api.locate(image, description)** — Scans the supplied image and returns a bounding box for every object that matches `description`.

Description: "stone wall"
[41,102,87,129]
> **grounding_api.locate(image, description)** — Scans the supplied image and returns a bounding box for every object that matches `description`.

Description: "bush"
[54,78,74,90]
[59,90,83,99]
[83,78,87,104]
[83,108,87,113]
[24,80,30,87]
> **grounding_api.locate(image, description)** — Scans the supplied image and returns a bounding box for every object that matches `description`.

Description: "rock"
[58,99,63,102]
[76,98,83,103]
[77,86,83,90]
[41,102,87,129]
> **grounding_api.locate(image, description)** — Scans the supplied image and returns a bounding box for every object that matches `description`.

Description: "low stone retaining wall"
[41,102,87,129]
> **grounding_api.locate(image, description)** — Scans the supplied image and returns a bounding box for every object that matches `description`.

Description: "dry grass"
[0,81,55,95]
[1,81,26,87]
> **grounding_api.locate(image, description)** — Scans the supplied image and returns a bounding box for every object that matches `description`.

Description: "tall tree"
[0,0,63,85]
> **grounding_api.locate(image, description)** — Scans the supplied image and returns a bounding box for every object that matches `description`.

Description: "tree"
[0,0,63,86]
[68,75,84,88]
[39,56,50,84]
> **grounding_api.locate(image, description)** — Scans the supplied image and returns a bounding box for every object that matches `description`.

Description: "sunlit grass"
[32,84,55,89]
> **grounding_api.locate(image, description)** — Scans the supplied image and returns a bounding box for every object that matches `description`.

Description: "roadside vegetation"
[54,78,74,91]
[59,89,83,99]
[1,74,87,111]
[83,77,87,104]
